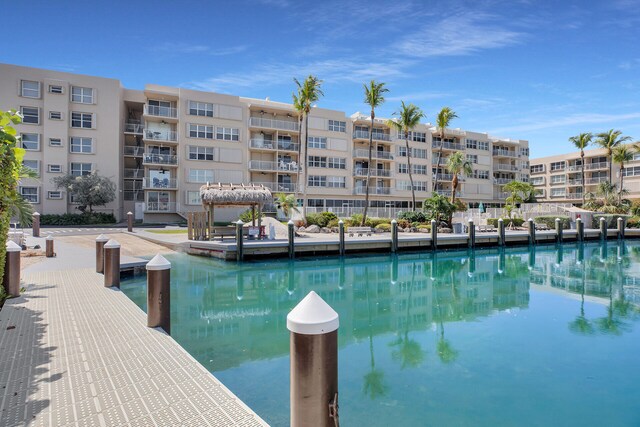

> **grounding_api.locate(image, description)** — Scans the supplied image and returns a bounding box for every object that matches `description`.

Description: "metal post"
[430,219,437,250]
[236,220,244,262]
[287,291,339,427]
[468,218,475,249]
[498,218,506,247]
[338,220,345,256]
[555,218,563,243]
[3,241,21,297]
[576,217,584,242]
[146,254,171,334]
[577,243,584,264]
[45,235,55,257]
[600,217,607,241]
[617,217,625,240]
[528,218,536,245]
[95,234,109,273]
[103,239,120,288]
[32,212,40,238]
[127,211,134,232]
[391,219,398,253]
[288,220,295,259]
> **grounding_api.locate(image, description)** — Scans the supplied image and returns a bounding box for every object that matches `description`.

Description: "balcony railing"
[585,162,609,171]
[248,139,300,152]
[352,130,392,141]
[123,191,145,201]
[250,182,299,192]
[144,202,177,213]
[143,178,177,189]
[434,173,454,181]
[124,168,144,179]
[353,168,392,177]
[493,164,519,172]
[492,149,518,158]
[278,141,300,152]
[494,191,510,199]
[531,180,545,186]
[249,116,299,131]
[143,153,178,165]
[353,149,393,160]
[144,104,177,118]
[354,187,391,195]
[494,178,513,185]
[145,130,178,142]
[248,160,302,172]
[432,141,464,150]
[435,190,463,197]
[124,122,144,134]
[432,156,450,165]
[123,146,144,156]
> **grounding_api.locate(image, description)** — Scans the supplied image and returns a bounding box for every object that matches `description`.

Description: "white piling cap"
[468,218,473,223]
[104,239,120,249]
[236,220,244,225]
[498,218,503,222]
[288,220,294,225]
[6,241,21,252]
[576,217,582,221]
[338,220,344,224]
[146,254,171,271]
[431,219,436,223]
[391,219,397,224]
[287,291,339,335]
[555,218,561,221]
[96,234,109,242]
[528,218,534,222]
[127,211,133,215]
[46,235,53,241]
[600,217,606,221]
[33,212,40,216]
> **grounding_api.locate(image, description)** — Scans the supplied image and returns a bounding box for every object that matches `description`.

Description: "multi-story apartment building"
[1,63,530,222]
[530,146,640,203]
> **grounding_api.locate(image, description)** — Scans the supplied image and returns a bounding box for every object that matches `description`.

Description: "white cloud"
[151,43,247,56]
[490,112,640,134]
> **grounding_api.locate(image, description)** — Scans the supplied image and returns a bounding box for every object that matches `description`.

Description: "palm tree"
[433,107,458,192]
[389,263,424,368]
[445,152,472,204]
[595,129,632,183]
[387,102,425,209]
[274,193,299,218]
[363,267,387,399]
[568,132,593,205]
[293,75,323,223]
[361,80,388,226]
[612,145,634,203]
[292,90,305,201]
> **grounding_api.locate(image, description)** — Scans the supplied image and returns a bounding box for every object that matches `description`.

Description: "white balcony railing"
[354,187,391,195]
[585,162,609,171]
[435,190,464,197]
[432,141,464,150]
[493,163,519,172]
[124,122,144,134]
[249,116,299,131]
[434,173,454,181]
[144,104,177,118]
[353,168,392,177]
[143,153,178,165]
[250,182,299,192]
[353,149,393,160]
[492,149,518,158]
[494,191,510,199]
[144,202,177,213]
[123,146,144,156]
[248,139,300,152]
[494,178,512,185]
[432,156,450,165]
[248,160,302,172]
[353,130,391,141]
[145,130,178,142]
[142,178,178,189]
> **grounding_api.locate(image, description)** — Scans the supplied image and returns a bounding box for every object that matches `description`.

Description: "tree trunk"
[608,149,613,183]
[581,150,585,206]
[451,174,458,204]
[619,164,624,204]
[302,112,310,222]
[433,130,445,192]
[362,111,374,226]
[295,114,303,199]
[406,133,416,209]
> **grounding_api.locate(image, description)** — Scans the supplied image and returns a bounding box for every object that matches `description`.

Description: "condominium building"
[1,63,530,222]
[530,146,640,203]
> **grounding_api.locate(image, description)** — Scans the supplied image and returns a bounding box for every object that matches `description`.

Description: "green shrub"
[375,223,392,232]
[398,211,427,223]
[306,212,338,228]
[366,217,390,228]
[592,214,632,228]
[535,215,570,230]
[239,208,264,223]
[631,202,640,216]
[327,218,340,228]
[398,219,410,229]
[627,217,640,228]
[487,217,524,227]
[40,213,116,226]
[417,224,431,231]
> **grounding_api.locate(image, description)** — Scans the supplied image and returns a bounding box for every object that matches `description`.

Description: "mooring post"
[391,219,398,253]
[288,220,295,259]
[127,211,134,232]
[236,220,244,262]
[617,217,625,240]
[528,246,536,270]
[103,239,121,288]
[95,234,109,273]
[287,291,339,427]
[338,220,345,256]
[498,218,506,247]
[45,235,55,257]
[146,254,171,334]
[577,243,584,264]
[32,212,40,238]
[556,245,564,265]
[576,217,584,242]
[555,218,563,243]
[498,247,506,274]
[3,241,21,297]
[600,217,607,241]
[468,218,475,249]
[430,219,437,250]
[468,250,476,277]
[528,218,536,245]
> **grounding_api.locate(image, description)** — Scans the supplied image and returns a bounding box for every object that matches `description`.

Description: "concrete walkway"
[0,235,267,426]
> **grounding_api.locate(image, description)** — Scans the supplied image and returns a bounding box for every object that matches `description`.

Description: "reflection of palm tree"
[363,267,387,399]
[390,264,424,368]
[596,254,631,335]
[436,267,459,363]
[569,262,594,335]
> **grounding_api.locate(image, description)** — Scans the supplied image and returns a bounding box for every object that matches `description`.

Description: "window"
[466,154,478,164]
[188,169,214,183]
[21,106,39,124]
[308,136,327,149]
[413,164,428,175]
[71,86,94,104]
[70,162,92,176]
[20,133,40,151]
[327,157,346,169]
[308,156,327,168]
[466,139,478,149]
[413,148,427,159]
[398,146,408,157]
[189,124,214,139]
[623,166,640,177]
[49,85,63,94]
[328,120,346,132]
[188,101,213,117]
[21,80,40,98]
[397,181,427,191]
[186,191,201,205]
[70,137,93,153]
[551,188,566,197]
[308,175,326,187]
[327,176,346,188]
[531,176,545,185]
[23,160,39,175]
[47,191,63,199]
[550,161,565,171]
[188,145,214,161]
[398,164,409,174]
[473,170,489,179]
[216,127,239,141]
[478,141,489,151]
[520,148,529,156]
[49,138,62,147]
[551,175,566,185]
[48,164,62,173]
[20,187,38,203]
[530,164,544,173]
[71,112,93,128]
[412,132,426,143]
[49,111,62,120]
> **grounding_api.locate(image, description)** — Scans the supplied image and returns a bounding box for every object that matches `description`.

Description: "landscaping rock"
[331,227,339,233]
[438,227,452,234]
[321,227,331,233]
[297,226,305,232]
[306,225,321,233]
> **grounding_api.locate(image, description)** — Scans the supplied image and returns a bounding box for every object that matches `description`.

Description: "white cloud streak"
[490,112,640,134]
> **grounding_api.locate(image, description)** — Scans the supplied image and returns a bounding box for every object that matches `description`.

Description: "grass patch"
[146,229,188,234]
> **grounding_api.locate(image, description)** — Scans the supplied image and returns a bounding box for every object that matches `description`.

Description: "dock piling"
[528,218,536,245]
[498,218,505,246]
[95,234,109,273]
[555,218,563,243]
[32,212,40,238]
[288,220,295,259]
[45,235,55,257]
[146,254,171,334]
[576,217,584,242]
[338,220,345,256]
[391,219,398,253]
[127,211,134,232]
[103,239,121,288]
[3,241,21,297]
[468,219,475,249]
[430,219,437,250]
[600,217,607,241]
[617,217,625,239]
[236,220,244,262]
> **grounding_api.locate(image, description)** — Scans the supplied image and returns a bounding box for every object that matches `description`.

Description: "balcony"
[531,180,545,186]
[353,168,392,177]
[494,178,513,185]
[493,163,519,172]
[144,202,177,213]
[142,177,178,189]
[123,191,145,201]
[585,162,609,171]
[249,139,300,153]
[124,168,144,179]
[492,149,518,158]
[251,182,299,192]
[353,149,393,160]
[124,122,144,134]
[432,156,450,165]
[249,117,299,132]
[432,141,464,150]
[144,130,178,143]
[434,173,454,181]
[494,191,510,199]
[435,190,463,197]
[123,146,144,157]
[354,187,391,195]
[144,104,177,118]
[352,130,392,142]
[564,193,583,200]
[248,160,302,172]
[143,153,178,166]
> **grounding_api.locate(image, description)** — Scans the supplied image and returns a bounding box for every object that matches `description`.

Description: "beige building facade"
[1,63,530,222]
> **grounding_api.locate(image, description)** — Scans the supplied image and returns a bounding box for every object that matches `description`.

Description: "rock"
[331,227,339,233]
[298,226,305,232]
[306,225,320,233]
[321,227,331,233]
[439,227,452,234]
[398,227,405,232]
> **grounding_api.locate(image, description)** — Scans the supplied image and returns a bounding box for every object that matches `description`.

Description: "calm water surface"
[121,241,640,426]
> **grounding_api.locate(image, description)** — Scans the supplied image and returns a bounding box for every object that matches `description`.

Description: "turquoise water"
[121,242,640,426]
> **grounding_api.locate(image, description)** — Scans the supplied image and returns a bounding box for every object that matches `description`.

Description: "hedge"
[40,213,117,226]
[592,214,632,229]
[535,215,570,230]
[306,212,338,228]
[627,217,640,229]
[487,218,524,227]
[375,223,392,232]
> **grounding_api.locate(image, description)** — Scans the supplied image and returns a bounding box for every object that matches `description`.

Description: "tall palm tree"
[445,151,472,204]
[433,107,458,192]
[595,129,632,183]
[361,80,388,226]
[292,90,305,201]
[274,193,299,219]
[568,132,593,205]
[387,102,425,209]
[294,75,323,223]
[612,145,633,203]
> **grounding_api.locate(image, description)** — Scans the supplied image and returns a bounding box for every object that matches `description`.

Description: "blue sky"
[5,0,640,157]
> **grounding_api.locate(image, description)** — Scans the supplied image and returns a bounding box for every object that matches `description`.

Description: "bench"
[347,226,372,237]
[477,225,496,232]
[535,223,551,231]
[211,227,250,241]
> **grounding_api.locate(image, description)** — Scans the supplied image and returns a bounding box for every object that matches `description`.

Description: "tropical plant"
[568,132,592,205]
[293,75,323,221]
[239,208,264,223]
[595,129,632,183]
[612,145,634,203]
[445,151,473,204]
[361,80,388,226]
[274,193,299,218]
[433,107,458,191]
[583,182,630,213]
[502,181,534,223]
[52,172,116,213]
[423,193,456,226]
[292,90,305,200]
[387,102,425,209]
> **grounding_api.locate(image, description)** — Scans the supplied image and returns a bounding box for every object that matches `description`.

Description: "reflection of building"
[122,251,531,372]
